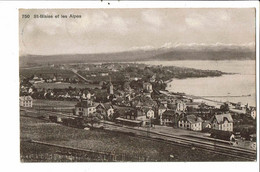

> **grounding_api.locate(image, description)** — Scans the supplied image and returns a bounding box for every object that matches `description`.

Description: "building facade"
[143,82,153,93]
[211,113,233,132]
[75,100,96,117]
[178,115,203,131]
[20,96,33,107]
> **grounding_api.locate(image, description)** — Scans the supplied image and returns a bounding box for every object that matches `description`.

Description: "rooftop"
[75,100,95,108]
[211,113,233,124]
[20,96,33,101]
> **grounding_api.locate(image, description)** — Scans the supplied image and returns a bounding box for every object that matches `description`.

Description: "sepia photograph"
[19,7,257,162]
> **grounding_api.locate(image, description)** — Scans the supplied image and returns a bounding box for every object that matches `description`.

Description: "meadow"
[20,116,243,162]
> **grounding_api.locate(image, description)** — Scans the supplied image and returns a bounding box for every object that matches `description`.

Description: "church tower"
[108,76,114,95]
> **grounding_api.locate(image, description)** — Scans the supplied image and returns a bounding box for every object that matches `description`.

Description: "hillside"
[20,45,255,67]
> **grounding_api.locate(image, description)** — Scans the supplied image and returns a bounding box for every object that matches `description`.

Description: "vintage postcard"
[19,7,257,163]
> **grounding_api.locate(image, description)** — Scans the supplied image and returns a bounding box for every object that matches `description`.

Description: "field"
[20,115,243,162]
[33,99,77,108]
[20,67,74,77]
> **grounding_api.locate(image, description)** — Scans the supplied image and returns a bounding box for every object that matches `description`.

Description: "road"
[70,68,92,83]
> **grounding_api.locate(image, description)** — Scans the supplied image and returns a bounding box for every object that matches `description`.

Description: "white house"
[178,115,203,131]
[29,76,44,84]
[250,107,256,120]
[136,108,155,127]
[143,82,153,93]
[20,96,33,107]
[96,103,114,120]
[210,113,233,132]
[176,101,186,112]
[74,100,96,117]
[137,107,155,119]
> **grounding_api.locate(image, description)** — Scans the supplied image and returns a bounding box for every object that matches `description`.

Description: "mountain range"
[20,43,255,67]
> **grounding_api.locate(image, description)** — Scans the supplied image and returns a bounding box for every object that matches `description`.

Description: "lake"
[140,60,256,107]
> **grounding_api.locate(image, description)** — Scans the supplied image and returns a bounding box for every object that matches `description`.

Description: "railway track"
[136,134,256,161]
[103,122,256,161]
[21,108,257,161]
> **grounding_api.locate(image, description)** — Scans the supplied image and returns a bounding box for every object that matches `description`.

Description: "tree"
[84,113,102,128]
[220,103,229,112]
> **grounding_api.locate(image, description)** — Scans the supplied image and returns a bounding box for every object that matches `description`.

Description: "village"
[20,63,256,151]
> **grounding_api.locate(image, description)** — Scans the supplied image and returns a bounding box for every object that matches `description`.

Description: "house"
[210,113,233,132]
[161,110,175,126]
[176,100,186,112]
[82,91,92,100]
[124,109,137,120]
[143,82,153,93]
[74,100,96,117]
[29,75,44,84]
[202,120,212,130]
[135,108,154,127]
[113,97,125,106]
[137,107,155,119]
[178,115,203,131]
[235,102,246,110]
[249,107,256,120]
[20,96,33,107]
[149,74,156,83]
[116,108,150,127]
[56,76,64,82]
[96,103,114,120]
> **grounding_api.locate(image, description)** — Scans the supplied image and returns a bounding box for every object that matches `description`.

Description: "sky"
[19,8,256,55]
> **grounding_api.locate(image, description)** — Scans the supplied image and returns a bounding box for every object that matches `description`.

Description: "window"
[180,124,182,127]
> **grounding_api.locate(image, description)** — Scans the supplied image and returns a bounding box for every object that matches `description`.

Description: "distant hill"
[20,44,255,67]
[149,49,255,61]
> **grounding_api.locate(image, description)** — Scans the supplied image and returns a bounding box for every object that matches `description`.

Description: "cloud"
[19,9,255,55]
[111,16,129,35]
[185,17,203,28]
[142,10,162,27]
[68,11,129,35]
[91,11,109,27]
[185,10,232,29]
